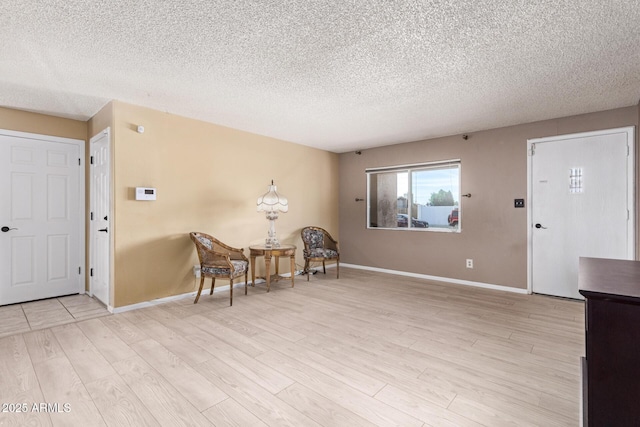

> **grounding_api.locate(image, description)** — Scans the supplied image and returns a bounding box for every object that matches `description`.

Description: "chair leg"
[194,276,205,304]
[230,279,233,306]
[305,259,310,281]
[322,260,326,274]
[336,259,339,279]
[210,277,216,295]
[244,272,248,295]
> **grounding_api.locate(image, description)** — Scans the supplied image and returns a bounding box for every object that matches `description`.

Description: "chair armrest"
[200,249,234,268]
[215,241,247,261]
[228,248,248,262]
[324,235,339,252]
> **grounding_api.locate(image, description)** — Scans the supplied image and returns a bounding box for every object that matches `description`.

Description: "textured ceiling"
[1,1,639,153]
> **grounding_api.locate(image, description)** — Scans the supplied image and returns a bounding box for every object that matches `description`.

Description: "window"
[367,160,461,232]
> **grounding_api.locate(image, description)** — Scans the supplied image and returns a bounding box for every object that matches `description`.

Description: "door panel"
[12,236,35,285]
[48,175,70,220]
[0,133,83,305]
[12,173,34,219]
[530,127,634,299]
[48,235,69,280]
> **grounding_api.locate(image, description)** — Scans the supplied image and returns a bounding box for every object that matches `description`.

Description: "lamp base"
[265,237,280,248]
[265,217,281,248]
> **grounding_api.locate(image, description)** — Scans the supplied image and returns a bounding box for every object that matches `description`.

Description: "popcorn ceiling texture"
[0,0,638,152]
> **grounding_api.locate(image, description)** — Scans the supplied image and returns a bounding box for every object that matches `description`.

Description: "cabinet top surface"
[579,257,640,300]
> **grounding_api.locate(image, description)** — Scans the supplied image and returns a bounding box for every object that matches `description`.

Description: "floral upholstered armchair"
[300,226,340,281]
[189,232,249,305]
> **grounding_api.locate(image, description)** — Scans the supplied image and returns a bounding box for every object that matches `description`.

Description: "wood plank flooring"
[0,268,585,426]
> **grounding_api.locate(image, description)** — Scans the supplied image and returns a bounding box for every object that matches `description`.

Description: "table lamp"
[257,180,288,248]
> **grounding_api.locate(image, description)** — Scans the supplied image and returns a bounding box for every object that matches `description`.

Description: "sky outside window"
[397,167,459,205]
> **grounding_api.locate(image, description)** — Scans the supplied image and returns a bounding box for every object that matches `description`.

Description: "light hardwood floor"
[0,268,585,426]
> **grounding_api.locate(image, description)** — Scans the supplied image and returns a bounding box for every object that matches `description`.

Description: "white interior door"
[0,130,84,305]
[529,127,634,299]
[90,128,111,307]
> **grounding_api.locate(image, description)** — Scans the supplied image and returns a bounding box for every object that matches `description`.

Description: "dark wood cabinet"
[579,257,640,427]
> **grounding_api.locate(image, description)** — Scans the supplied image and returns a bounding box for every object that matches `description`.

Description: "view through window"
[367,160,461,231]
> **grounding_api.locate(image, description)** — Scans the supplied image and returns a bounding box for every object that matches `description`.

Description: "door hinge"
[90,268,94,277]
[79,267,82,274]
[90,212,94,220]
[528,144,535,156]
[90,156,94,165]
[78,158,81,166]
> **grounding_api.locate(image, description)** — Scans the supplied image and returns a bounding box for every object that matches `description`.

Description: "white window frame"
[366,159,461,232]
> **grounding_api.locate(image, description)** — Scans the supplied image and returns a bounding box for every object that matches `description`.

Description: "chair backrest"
[190,231,246,261]
[301,227,325,250]
[190,232,212,264]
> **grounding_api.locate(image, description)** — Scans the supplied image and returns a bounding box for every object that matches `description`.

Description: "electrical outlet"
[466,259,473,269]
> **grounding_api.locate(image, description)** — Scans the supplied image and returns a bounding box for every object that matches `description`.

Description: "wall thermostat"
[135,187,157,200]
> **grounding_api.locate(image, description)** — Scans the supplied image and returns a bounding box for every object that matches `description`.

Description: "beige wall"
[109,101,339,307]
[0,103,338,308]
[87,102,114,140]
[339,106,639,290]
[0,107,86,140]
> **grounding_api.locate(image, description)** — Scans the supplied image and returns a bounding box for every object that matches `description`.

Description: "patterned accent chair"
[300,226,339,281]
[189,232,249,305]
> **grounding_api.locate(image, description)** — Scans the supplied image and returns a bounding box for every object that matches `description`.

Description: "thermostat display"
[135,187,157,200]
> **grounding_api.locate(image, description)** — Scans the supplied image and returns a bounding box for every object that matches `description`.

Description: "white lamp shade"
[257,182,288,213]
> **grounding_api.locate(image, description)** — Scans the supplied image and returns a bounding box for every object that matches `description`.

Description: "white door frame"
[89,127,113,311]
[0,128,85,297]
[526,126,635,294]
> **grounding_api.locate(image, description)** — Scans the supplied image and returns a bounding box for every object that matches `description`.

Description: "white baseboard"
[111,280,256,314]
[340,263,529,294]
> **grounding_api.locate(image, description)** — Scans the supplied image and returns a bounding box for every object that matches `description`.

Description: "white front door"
[89,128,111,307]
[0,130,85,305]
[529,127,634,299]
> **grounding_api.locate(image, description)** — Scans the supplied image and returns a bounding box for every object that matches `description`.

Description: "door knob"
[535,223,547,229]
[1,226,17,232]
[98,228,108,233]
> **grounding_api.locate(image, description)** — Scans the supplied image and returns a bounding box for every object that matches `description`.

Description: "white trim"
[111,280,254,314]
[111,270,317,313]
[0,128,83,145]
[366,160,462,233]
[365,158,461,173]
[78,141,86,296]
[340,263,529,294]
[111,292,197,313]
[527,126,636,294]
[528,126,635,144]
[526,138,533,295]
